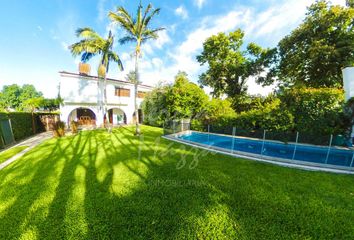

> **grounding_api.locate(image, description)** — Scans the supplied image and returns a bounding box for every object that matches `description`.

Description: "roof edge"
[59,71,153,89]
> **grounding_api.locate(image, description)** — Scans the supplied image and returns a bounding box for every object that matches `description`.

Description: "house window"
[115,87,130,97]
[137,91,146,98]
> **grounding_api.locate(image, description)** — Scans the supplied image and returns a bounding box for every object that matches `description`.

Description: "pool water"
[177,132,354,168]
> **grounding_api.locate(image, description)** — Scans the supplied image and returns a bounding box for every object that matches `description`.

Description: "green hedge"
[191,88,348,145]
[0,112,59,144]
[7,112,33,141]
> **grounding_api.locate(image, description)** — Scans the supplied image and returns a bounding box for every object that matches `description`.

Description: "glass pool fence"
[163,120,354,171]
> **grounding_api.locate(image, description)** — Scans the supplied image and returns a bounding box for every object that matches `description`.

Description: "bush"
[7,112,33,141]
[195,98,236,125]
[190,119,205,131]
[211,98,295,132]
[70,121,78,134]
[52,121,65,138]
[279,88,345,136]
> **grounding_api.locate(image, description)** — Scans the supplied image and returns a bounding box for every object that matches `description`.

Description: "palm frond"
[143,8,161,28]
[119,36,137,45]
[75,27,101,40]
[81,52,95,62]
[109,52,124,71]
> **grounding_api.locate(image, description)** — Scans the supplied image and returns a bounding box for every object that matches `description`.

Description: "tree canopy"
[258,0,354,88]
[0,84,42,111]
[196,29,271,98]
[0,84,59,112]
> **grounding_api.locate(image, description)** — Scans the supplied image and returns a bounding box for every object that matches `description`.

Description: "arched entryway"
[68,107,96,126]
[108,108,127,125]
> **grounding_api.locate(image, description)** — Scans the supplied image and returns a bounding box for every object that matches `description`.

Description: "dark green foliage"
[280,88,345,136]
[191,88,347,145]
[142,72,209,126]
[197,29,272,98]
[0,112,59,143]
[41,98,60,112]
[213,98,294,132]
[7,112,33,141]
[259,1,354,88]
[231,94,277,113]
[166,72,209,119]
[195,98,236,125]
[142,86,169,127]
[0,84,43,111]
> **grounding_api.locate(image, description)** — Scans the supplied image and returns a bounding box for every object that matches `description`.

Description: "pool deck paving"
[0,132,53,170]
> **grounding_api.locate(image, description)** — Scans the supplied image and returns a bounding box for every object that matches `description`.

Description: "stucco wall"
[59,72,151,126]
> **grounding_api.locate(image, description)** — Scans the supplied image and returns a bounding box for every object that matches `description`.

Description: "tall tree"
[69,28,123,124]
[125,70,139,84]
[258,0,354,88]
[197,29,271,98]
[23,97,44,134]
[109,2,164,135]
[166,71,209,119]
[0,84,42,111]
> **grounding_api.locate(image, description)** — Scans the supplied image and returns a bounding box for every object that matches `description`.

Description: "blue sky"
[0,0,346,98]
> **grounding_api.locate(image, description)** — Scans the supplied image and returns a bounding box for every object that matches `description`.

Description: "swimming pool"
[170,131,354,171]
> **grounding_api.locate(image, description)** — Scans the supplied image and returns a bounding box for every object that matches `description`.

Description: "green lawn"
[0,145,28,164]
[0,125,353,239]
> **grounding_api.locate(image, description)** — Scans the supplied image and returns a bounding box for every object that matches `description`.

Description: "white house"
[59,71,153,127]
[343,66,354,139]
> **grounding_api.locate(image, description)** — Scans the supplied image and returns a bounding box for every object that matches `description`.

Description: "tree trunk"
[31,111,36,134]
[134,51,141,135]
[104,75,108,127]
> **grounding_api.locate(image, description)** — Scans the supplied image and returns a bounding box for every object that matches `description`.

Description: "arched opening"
[68,107,96,126]
[108,108,126,125]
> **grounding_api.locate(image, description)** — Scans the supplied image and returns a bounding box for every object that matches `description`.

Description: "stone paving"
[0,132,53,170]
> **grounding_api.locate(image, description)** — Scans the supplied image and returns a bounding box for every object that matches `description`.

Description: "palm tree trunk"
[104,75,108,127]
[134,51,141,135]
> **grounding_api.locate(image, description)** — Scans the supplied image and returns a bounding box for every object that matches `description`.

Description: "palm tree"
[109,2,164,135]
[69,28,123,126]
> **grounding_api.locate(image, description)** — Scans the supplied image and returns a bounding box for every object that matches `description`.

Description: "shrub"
[195,98,236,125]
[190,119,205,131]
[279,88,345,136]
[52,121,65,138]
[211,98,295,132]
[70,121,78,134]
[7,112,33,141]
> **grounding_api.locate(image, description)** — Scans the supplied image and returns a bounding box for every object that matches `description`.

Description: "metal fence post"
[261,130,266,156]
[292,131,299,161]
[350,152,354,169]
[207,124,210,144]
[173,121,176,134]
[325,134,333,164]
[231,127,236,154]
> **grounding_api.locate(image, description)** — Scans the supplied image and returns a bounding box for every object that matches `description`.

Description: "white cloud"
[61,41,69,52]
[142,30,171,56]
[37,25,42,31]
[175,5,188,19]
[97,0,107,22]
[115,0,348,95]
[194,0,206,9]
[154,30,171,49]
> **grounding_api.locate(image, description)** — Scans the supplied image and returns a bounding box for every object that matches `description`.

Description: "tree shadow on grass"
[80,127,229,239]
[1,126,351,239]
[0,126,231,239]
